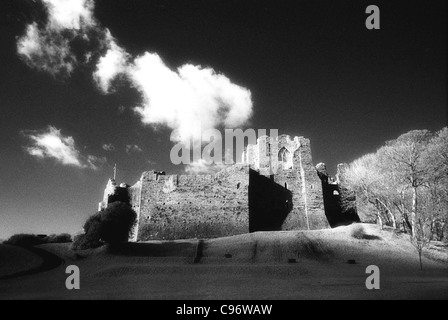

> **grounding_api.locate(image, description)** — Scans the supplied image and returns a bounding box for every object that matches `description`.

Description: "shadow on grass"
[351,225,383,241]
[0,246,65,280]
[361,234,382,240]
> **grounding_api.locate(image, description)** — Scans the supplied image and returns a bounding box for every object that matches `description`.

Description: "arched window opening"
[278,147,293,170]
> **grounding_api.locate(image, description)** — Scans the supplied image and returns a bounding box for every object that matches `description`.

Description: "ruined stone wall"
[249,169,292,232]
[252,135,328,231]
[316,162,360,227]
[136,165,250,240]
[128,181,142,242]
[294,137,329,230]
[101,134,331,241]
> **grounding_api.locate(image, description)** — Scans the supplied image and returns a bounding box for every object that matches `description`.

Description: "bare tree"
[342,152,398,229]
[424,128,448,240]
[411,213,433,270]
[382,130,433,237]
[344,127,448,244]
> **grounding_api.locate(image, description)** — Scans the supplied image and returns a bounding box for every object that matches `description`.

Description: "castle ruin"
[99,135,358,241]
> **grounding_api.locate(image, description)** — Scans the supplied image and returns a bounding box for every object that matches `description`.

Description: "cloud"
[17,22,77,75]
[17,0,106,76]
[18,0,254,157]
[184,159,229,174]
[95,51,253,146]
[93,31,129,93]
[43,0,94,30]
[118,106,126,114]
[102,143,115,152]
[23,126,104,169]
[129,53,253,146]
[86,155,107,168]
[126,144,143,154]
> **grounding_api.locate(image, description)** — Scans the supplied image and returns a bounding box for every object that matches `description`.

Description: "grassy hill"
[0,245,43,279]
[0,223,447,299]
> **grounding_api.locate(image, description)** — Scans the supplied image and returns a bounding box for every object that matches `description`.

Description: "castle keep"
[99,135,357,241]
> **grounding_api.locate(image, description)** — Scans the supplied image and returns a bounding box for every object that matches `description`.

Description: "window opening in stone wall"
[278,147,293,170]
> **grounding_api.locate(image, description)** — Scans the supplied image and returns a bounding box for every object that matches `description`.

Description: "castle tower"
[244,135,329,231]
[98,178,117,211]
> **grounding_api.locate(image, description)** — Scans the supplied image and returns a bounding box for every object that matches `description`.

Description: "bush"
[351,225,366,239]
[45,233,72,244]
[4,234,46,247]
[71,233,102,251]
[4,233,73,247]
[85,202,137,243]
[351,224,382,240]
[72,202,137,250]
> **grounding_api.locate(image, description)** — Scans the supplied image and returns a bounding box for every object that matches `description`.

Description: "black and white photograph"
[0,0,447,303]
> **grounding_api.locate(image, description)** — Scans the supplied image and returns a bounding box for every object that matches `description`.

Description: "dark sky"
[0,0,446,238]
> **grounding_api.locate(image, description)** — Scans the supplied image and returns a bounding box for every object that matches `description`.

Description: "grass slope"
[0,223,447,299]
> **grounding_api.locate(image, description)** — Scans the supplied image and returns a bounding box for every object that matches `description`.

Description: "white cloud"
[93,31,129,93]
[126,144,143,154]
[43,0,94,30]
[17,23,76,75]
[129,53,253,146]
[102,143,115,152]
[18,0,254,155]
[86,155,107,168]
[185,159,229,174]
[17,0,101,76]
[23,126,104,169]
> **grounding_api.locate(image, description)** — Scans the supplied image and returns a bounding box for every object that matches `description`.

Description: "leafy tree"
[4,234,45,247]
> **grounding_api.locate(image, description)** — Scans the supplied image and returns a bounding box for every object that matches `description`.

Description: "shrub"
[71,233,102,251]
[4,233,73,247]
[45,233,72,243]
[99,202,136,243]
[85,202,137,243]
[351,225,366,239]
[351,224,382,240]
[72,202,137,250]
[4,234,46,247]
[83,211,103,238]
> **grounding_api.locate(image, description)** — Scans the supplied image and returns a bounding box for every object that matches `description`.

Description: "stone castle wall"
[103,134,332,241]
[130,165,250,240]
[316,162,360,227]
[245,135,328,231]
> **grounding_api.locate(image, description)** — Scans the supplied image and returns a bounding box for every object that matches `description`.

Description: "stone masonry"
[99,135,342,241]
